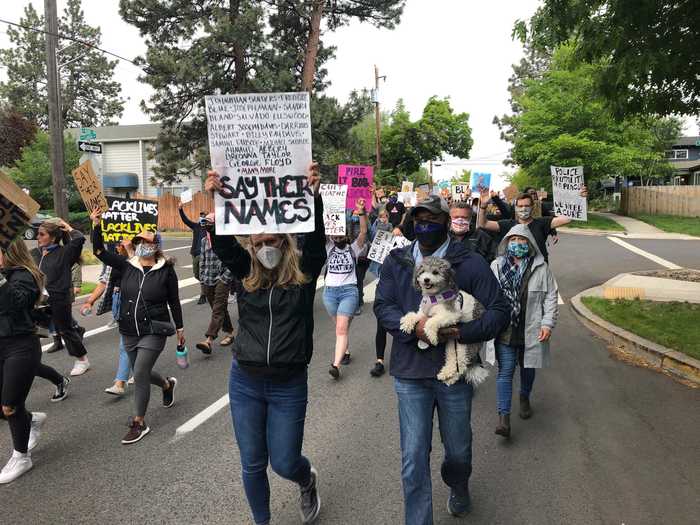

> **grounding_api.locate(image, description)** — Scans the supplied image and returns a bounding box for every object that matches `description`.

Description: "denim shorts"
[323,284,359,317]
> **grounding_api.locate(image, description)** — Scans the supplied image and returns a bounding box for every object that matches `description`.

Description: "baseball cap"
[133,231,162,247]
[413,195,449,216]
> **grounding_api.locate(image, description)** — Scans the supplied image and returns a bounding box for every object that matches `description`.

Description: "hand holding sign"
[90,206,102,226]
[307,162,321,197]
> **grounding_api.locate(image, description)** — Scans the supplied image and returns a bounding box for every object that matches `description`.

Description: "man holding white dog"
[374,195,509,525]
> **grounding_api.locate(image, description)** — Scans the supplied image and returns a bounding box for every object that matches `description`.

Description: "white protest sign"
[320,184,347,236]
[452,184,470,201]
[391,235,411,250]
[180,189,193,204]
[368,232,411,264]
[398,191,417,207]
[205,92,313,234]
[401,181,414,193]
[550,165,587,221]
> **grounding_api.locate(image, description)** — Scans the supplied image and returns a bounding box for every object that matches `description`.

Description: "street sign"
[79,127,96,141]
[78,141,102,154]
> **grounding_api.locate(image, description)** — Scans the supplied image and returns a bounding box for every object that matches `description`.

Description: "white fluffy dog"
[399,257,489,386]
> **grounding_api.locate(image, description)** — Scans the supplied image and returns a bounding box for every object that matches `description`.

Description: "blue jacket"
[374,240,510,379]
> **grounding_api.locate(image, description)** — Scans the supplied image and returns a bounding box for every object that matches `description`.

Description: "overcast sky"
[1,1,696,188]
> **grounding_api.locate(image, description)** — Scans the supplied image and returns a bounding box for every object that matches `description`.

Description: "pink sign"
[338,164,373,210]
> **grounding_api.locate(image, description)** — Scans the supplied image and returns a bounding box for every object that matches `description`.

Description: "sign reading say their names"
[550,165,587,221]
[205,92,314,235]
[0,170,40,249]
[320,184,347,236]
[72,160,108,214]
[100,197,158,243]
[338,164,373,210]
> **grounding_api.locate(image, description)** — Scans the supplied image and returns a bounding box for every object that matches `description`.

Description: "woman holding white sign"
[205,163,324,525]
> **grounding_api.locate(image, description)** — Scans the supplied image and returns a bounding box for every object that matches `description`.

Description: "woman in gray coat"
[484,223,558,438]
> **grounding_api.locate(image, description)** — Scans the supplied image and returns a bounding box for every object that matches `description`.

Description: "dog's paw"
[464,365,489,387]
[400,313,418,333]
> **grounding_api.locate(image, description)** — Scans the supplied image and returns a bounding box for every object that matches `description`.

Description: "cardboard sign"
[416,184,430,201]
[401,181,414,193]
[338,165,373,210]
[368,231,411,264]
[398,191,417,207]
[180,189,193,204]
[503,184,519,203]
[72,160,108,214]
[0,170,40,249]
[470,172,491,196]
[100,197,159,243]
[452,184,470,201]
[319,184,347,236]
[551,166,587,221]
[204,92,314,234]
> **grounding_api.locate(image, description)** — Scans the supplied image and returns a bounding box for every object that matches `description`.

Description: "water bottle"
[176,344,189,369]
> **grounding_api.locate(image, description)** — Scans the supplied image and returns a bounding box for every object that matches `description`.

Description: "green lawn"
[81,249,100,265]
[80,282,97,296]
[563,212,625,231]
[633,214,700,237]
[582,297,700,360]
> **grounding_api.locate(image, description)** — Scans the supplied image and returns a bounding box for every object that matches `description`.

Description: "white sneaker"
[0,451,33,484]
[104,384,125,396]
[127,376,135,385]
[27,412,47,451]
[70,359,90,376]
[107,319,118,328]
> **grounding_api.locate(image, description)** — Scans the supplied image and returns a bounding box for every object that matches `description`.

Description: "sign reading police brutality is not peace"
[205,92,314,235]
[100,197,158,243]
[550,165,587,221]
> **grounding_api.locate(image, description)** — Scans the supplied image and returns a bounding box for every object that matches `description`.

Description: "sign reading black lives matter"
[550,165,587,221]
[205,92,314,234]
[100,197,158,243]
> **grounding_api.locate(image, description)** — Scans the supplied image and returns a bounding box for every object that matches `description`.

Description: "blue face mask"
[507,241,529,258]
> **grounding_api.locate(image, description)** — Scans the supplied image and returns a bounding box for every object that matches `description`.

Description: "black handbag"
[145,303,176,337]
[31,303,52,338]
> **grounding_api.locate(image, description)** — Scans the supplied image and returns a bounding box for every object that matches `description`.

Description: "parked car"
[24,212,55,240]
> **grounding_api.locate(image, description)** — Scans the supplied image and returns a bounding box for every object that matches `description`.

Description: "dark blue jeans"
[394,377,473,525]
[495,343,536,415]
[229,359,311,525]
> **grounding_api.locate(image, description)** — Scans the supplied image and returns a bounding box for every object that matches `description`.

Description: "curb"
[570,288,700,387]
[559,228,624,237]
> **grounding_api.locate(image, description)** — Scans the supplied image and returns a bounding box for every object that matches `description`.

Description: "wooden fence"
[621,186,700,217]
[133,191,215,231]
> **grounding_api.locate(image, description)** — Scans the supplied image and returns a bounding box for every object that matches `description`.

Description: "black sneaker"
[121,419,150,445]
[328,365,340,380]
[354,305,362,316]
[370,361,385,377]
[299,466,321,524]
[197,295,207,305]
[50,376,70,402]
[163,377,177,408]
[447,487,471,517]
[341,353,351,365]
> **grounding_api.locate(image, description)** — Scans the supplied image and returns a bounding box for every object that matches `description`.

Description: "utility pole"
[45,0,68,219]
[373,65,383,175]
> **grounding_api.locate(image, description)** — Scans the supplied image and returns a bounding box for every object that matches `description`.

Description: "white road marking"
[607,236,681,270]
[182,264,193,269]
[178,277,199,289]
[173,394,230,440]
[558,292,564,305]
[162,245,191,253]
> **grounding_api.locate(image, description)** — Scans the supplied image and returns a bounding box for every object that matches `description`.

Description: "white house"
[67,124,204,198]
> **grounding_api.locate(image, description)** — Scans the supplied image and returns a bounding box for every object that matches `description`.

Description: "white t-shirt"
[325,240,362,287]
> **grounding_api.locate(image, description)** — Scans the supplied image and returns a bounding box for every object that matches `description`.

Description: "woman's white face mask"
[256,245,283,270]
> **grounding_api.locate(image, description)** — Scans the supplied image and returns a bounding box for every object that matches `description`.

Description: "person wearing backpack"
[323,198,368,379]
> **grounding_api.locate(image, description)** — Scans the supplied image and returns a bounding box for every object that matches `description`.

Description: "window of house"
[665,149,689,160]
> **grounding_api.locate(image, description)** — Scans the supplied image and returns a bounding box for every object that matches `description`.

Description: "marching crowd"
[0,162,586,525]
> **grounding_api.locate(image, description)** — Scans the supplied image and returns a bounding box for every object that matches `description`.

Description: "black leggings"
[49,296,87,358]
[375,320,387,360]
[36,362,64,386]
[356,258,370,304]
[0,335,41,453]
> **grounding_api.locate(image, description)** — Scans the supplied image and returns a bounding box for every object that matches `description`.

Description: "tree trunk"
[301,0,324,92]
[229,0,247,91]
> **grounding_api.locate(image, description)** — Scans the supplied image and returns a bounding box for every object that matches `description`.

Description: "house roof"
[669,159,700,171]
[66,123,162,142]
[672,136,700,147]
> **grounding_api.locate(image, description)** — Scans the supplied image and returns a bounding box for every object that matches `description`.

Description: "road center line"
[606,237,681,270]
[162,245,191,253]
[173,394,230,440]
[558,292,564,305]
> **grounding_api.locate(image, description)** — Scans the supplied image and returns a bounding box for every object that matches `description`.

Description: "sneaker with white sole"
[104,384,125,396]
[121,419,150,445]
[51,376,70,402]
[0,451,33,484]
[27,412,47,451]
[162,377,177,408]
[299,465,321,523]
[127,376,135,385]
[70,359,90,376]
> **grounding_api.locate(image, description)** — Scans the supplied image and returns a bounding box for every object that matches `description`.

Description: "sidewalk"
[591,271,700,304]
[597,212,699,240]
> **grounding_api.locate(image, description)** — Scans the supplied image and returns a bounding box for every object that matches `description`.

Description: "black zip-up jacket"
[0,267,40,337]
[92,225,183,337]
[31,230,85,298]
[211,195,326,378]
[179,208,207,256]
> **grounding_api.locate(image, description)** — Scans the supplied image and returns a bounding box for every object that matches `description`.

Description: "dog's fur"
[399,257,488,386]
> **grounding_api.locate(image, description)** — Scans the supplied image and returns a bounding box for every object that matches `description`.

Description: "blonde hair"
[2,237,45,303]
[242,234,308,292]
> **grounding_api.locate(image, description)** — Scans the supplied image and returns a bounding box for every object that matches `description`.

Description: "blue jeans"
[394,377,473,525]
[111,290,121,321]
[495,343,536,415]
[229,359,311,525]
[114,336,131,382]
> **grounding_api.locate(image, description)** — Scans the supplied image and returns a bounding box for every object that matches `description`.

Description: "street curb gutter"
[570,289,700,387]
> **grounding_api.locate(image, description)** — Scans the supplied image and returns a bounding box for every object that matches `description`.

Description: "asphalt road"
[2,234,699,525]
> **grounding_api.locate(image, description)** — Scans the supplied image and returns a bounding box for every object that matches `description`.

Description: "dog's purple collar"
[426,289,458,304]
